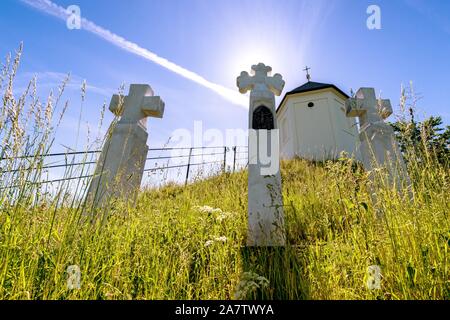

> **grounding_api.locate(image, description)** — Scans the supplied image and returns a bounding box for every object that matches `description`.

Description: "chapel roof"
[277,81,349,113]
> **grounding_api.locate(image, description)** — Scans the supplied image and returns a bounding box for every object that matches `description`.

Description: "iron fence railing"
[0,145,249,189]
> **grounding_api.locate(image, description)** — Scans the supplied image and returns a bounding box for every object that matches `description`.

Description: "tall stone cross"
[86,84,165,211]
[237,63,286,246]
[346,87,409,189]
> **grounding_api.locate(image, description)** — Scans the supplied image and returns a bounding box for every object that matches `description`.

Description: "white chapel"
[277,77,360,161]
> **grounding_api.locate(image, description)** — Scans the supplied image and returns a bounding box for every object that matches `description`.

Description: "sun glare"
[229,44,278,75]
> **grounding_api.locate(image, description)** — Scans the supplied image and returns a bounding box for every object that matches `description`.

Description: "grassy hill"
[1,157,448,300]
[0,45,448,300]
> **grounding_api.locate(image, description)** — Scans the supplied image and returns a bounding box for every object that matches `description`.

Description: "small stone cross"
[237,63,285,97]
[85,84,165,212]
[345,88,392,128]
[110,84,165,129]
[345,87,410,198]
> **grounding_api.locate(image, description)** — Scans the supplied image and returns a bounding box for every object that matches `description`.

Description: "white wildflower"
[193,205,222,214]
[233,272,269,300]
[214,236,228,243]
[216,211,236,222]
[204,236,228,247]
[204,240,214,247]
[193,206,239,224]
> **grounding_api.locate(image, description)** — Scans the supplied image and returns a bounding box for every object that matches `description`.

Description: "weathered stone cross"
[237,63,284,99]
[345,87,409,192]
[237,63,286,247]
[110,84,164,128]
[346,88,392,129]
[86,84,165,211]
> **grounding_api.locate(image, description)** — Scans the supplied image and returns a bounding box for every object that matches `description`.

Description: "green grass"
[0,157,448,300]
[0,44,448,300]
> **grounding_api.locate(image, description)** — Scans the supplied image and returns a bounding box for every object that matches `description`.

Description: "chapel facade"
[277,81,360,161]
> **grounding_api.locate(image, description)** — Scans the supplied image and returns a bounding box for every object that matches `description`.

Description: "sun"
[227,43,280,78]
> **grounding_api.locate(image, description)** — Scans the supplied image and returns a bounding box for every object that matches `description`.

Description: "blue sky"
[1,0,449,152]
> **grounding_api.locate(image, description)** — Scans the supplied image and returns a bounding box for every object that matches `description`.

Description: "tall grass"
[0,46,448,300]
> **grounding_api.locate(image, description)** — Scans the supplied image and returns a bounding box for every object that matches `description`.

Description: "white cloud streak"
[19,0,248,108]
[16,71,114,97]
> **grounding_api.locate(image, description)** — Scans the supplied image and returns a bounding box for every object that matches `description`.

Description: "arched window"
[252,105,274,130]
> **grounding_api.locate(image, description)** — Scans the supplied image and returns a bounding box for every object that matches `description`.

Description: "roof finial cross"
[303,66,311,82]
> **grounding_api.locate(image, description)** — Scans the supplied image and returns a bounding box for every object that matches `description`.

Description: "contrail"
[19,0,248,107]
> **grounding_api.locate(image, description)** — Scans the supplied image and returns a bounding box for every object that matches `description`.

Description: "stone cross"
[86,84,165,212]
[237,63,286,246]
[346,87,409,190]
[237,63,284,97]
[109,84,164,127]
[346,88,392,128]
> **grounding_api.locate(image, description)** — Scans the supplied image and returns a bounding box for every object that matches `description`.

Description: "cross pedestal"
[86,84,165,210]
[237,63,286,246]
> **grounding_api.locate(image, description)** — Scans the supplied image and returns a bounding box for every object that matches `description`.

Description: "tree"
[390,83,449,166]
[391,116,449,165]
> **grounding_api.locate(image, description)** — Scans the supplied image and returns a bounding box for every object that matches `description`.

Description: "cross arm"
[237,71,254,94]
[345,97,366,117]
[109,94,123,116]
[378,99,392,119]
[141,96,165,118]
[266,73,285,96]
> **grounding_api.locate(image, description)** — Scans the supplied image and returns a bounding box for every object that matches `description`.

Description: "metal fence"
[0,145,249,191]
[143,146,248,186]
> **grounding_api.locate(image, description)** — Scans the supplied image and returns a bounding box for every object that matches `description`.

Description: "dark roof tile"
[277,81,349,113]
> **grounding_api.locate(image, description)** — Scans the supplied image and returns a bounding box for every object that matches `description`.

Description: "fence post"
[223,147,227,173]
[232,146,237,173]
[185,147,193,186]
